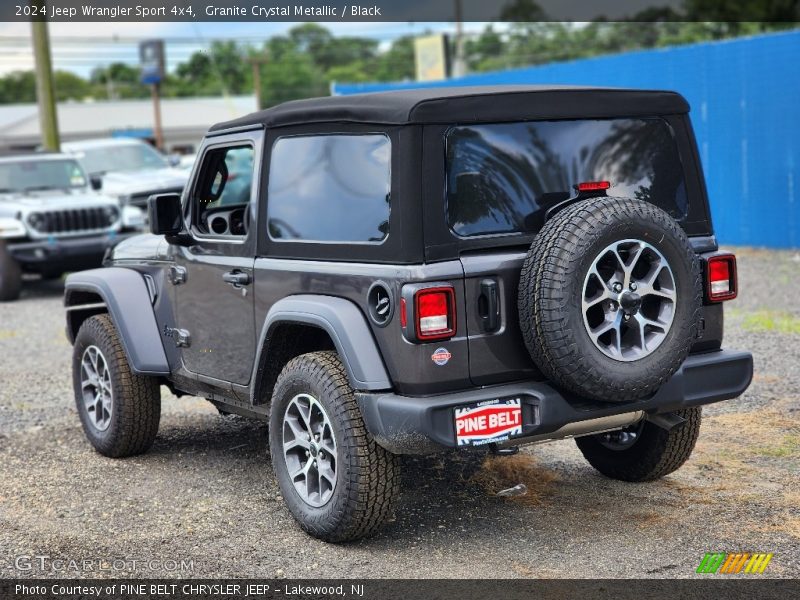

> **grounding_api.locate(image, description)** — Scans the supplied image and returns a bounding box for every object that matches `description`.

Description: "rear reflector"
[706,254,738,301]
[415,286,456,340]
[576,180,611,192]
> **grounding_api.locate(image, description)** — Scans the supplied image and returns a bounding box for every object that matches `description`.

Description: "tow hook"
[489,444,519,456]
[646,412,687,431]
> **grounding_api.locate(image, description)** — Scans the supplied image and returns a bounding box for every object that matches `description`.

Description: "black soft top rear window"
[446,118,688,237]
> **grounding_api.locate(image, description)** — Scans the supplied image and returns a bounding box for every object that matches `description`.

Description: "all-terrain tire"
[0,241,22,302]
[576,408,702,481]
[72,314,161,457]
[518,197,702,402]
[269,351,400,542]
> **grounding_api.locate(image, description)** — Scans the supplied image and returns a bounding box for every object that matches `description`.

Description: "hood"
[100,168,189,196]
[0,189,119,212]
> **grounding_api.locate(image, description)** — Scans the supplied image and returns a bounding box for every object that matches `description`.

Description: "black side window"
[267,134,390,243]
[192,145,254,237]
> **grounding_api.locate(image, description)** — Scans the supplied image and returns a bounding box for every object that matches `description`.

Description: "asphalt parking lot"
[1,247,798,579]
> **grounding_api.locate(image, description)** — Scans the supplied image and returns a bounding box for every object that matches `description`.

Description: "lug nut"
[629,282,638,291]
[613,282,623,293]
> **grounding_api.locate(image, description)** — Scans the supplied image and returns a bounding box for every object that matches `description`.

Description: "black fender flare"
[255,294,392,393]
[64,267,170,376]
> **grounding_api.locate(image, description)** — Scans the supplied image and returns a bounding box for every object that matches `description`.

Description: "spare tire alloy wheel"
[582,239,676,361]
[282,393,337,508]
[518,197,702,403]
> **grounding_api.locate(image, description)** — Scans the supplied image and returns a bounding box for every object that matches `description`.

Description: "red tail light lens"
[576,181,611,192]
[706,254,737,301]
[415,287,456,340]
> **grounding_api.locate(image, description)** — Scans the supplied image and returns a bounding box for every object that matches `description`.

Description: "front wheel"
[72,314,161,457]
[575,407,702,482]
[269,351,400,542]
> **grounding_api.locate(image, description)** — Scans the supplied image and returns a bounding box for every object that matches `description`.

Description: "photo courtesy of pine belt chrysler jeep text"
[63,86,753,542]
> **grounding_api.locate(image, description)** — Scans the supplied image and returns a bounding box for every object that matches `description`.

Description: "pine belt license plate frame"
[454,397,523,446]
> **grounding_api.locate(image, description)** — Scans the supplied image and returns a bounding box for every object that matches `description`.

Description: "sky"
[0,21,500,77]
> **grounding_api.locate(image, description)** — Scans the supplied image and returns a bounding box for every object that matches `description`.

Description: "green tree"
[90,62,148,99]
[0,71,36,103]
[53,70,91,101]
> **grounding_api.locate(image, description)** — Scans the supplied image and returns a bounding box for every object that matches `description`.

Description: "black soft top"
[209,85,689,132]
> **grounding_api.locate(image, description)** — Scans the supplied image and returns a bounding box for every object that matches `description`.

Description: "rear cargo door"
[445,117,695,385]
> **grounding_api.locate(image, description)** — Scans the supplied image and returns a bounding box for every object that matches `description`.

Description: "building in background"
[334,30,800,249]
[0,95,257,154]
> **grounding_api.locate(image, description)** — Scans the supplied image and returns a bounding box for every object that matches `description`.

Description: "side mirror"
[89,175,103,191]
[148,193,186,239]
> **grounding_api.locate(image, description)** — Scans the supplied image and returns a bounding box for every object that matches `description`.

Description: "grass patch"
[471,453,558,506]
[753,434,800,458]
[739,310,800,335]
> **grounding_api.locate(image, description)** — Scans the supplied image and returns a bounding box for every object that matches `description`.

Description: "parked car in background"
[63,138,189,216]
[175,153,197,171]
[0,152,141,301]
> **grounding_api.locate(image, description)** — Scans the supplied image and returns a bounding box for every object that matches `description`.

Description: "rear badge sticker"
[431,347,452,366]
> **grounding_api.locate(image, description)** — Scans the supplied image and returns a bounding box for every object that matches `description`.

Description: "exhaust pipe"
[499,411,645,448]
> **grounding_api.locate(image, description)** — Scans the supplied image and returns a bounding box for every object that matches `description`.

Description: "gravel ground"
[0,247,798,579]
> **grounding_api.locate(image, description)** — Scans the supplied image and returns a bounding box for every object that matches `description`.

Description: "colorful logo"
[431,347,452,366]
[696,552,773,574]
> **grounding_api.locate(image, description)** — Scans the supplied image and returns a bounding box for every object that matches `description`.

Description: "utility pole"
[249,54,267,110]
[31,19,60,151]
[151,82,164,151]
[139,40,166,151]
[452,0,467,78]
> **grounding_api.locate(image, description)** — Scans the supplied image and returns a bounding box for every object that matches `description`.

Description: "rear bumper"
[7,231,136,267]
[357,349,753,455]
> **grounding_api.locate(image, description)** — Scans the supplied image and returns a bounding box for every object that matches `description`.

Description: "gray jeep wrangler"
[0,152,142,301]
[64,86,753,542]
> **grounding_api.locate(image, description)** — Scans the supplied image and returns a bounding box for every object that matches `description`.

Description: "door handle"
[222,270,251,287]
[478,278,500,332]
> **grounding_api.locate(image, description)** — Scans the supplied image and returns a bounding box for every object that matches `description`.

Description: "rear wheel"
[72,314,161,457]
[575,408,702,481]
[269,351,400,542]
[0,242,22,302]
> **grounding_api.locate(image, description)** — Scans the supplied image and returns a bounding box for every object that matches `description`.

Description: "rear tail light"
[575,180,611,192]
[706,254,738,301]
[414,286,456,341]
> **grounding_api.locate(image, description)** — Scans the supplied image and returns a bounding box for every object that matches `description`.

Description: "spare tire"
[518,197,702,402]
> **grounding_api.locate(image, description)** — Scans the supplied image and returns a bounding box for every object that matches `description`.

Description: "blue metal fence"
[334,31,800,248]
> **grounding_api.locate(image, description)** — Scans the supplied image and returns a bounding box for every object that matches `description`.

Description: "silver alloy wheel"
[80,345,113,432]
[582,239,677,361]
[597,420,645,451]
[282,393,337,508]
